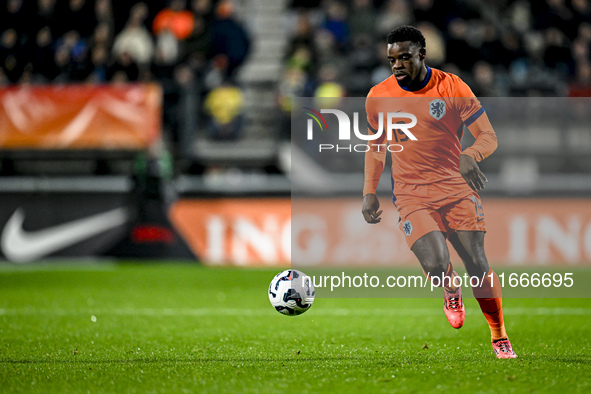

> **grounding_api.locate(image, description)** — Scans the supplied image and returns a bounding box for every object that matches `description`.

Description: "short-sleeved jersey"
[365,66,485,202]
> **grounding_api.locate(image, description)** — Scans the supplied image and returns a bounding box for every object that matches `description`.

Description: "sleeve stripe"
[367,120,378,133]
[464,107,485,127]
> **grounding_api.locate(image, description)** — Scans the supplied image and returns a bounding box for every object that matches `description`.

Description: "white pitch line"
[0,261,118,272]
[0,307,590,317]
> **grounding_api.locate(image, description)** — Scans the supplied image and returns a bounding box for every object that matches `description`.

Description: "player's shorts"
[396,192,486,249]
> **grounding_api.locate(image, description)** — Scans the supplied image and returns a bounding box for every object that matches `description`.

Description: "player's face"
[387,41,425,87]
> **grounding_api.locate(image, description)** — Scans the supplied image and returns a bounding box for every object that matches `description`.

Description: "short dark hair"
[387,25,426,49]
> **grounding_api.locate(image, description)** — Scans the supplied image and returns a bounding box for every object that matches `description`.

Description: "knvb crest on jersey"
[402,220,413,236]
[429,99,446,120]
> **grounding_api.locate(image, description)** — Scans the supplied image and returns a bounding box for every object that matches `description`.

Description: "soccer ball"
[268,269,315,316]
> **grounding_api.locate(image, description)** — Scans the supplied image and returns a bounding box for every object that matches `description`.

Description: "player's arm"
[362,125,386,224]
[460,111,498,191]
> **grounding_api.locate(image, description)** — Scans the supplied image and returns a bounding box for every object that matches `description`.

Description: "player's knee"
[466,258,489,277]
[420,250,450,277]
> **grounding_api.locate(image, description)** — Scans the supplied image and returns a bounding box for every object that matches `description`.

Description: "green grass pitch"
[1,263,590,393]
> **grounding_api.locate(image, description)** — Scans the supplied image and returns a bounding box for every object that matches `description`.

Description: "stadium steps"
[190,0,288,169]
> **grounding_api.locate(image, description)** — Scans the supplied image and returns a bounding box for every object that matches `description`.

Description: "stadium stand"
[0,0,590,196]
[282,0,591,196]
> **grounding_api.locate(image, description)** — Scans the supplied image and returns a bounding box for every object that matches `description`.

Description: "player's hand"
[460,154,487,191]
[362,193,383,224]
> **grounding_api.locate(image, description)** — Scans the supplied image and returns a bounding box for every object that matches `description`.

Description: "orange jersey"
[364,67,497,203]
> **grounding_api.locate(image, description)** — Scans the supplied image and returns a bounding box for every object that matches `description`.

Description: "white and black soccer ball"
[268,269,315,316]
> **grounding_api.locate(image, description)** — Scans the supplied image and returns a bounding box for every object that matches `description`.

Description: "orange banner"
[0,84,161,149]
[169,198,591,267]
[169,199,291,266]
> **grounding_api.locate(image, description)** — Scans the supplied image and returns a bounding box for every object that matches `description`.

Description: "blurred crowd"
[279,0,591,104]
[4,0,591,160]
[0,0,251,148]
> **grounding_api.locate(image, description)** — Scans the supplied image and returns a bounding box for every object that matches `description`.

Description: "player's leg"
[397,203,466,327]
[446,210,503,337]
[400,208,454,287]
[410,230,449,279]
[400,207,451,279]
[410,231,465,329]
[411,231,457,293]
[449,231,516,358]
[448,231,489,278]
[444,194,517,358]
[448,231,504,332]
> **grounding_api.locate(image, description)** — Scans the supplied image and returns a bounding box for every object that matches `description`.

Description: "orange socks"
[472,268,507,340]
[423,263,507,340]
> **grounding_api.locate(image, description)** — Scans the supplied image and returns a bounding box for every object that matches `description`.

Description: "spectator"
[445,18,479,72]
[208,0,251,79]
[155,31,180,71]
[87,44,109,83]
[30,26,55,82]
[204,81,245,140]
[50,43,74,83]
[471,61,503,97]
[507,0,532,35]
[90,22,113,50]
[314,63,346,107]
[543,27,575,76]
[533,0,574,39]
[416,21,445,68]
[179,15,210,75]
[370,40,391,86]
[479,22,506,66]
[107,50,140,82]
[191,0,214,21]
[286,12,318,74]
[1,0,30,37]
[349,0,376,39]
[572,36,591,72]
[52,30,90,81]
[166,64,198,146]
[572,0,591,26]
[498,29,527,69]
[286,45,315,76]
[153,40,179,84]
[277,66,314,113]
[376,0,413,38]
[112,3,154,69]
[321,1,349,51]
[69,38,93,81]
[0,29,26,83]
[153,0,195,41]
[276,66,313,142]
[577,22,591,44]
[94,0,115,37]
[346,34,378,95]
[33,0,60,37]
[312,28,341,72]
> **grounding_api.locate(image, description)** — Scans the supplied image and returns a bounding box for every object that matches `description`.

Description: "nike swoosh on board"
[1,207,128,263]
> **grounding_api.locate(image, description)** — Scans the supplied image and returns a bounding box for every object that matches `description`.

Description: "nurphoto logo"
[303,107,418,153]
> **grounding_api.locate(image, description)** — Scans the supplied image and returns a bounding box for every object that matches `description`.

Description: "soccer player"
[361,25,517,359]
